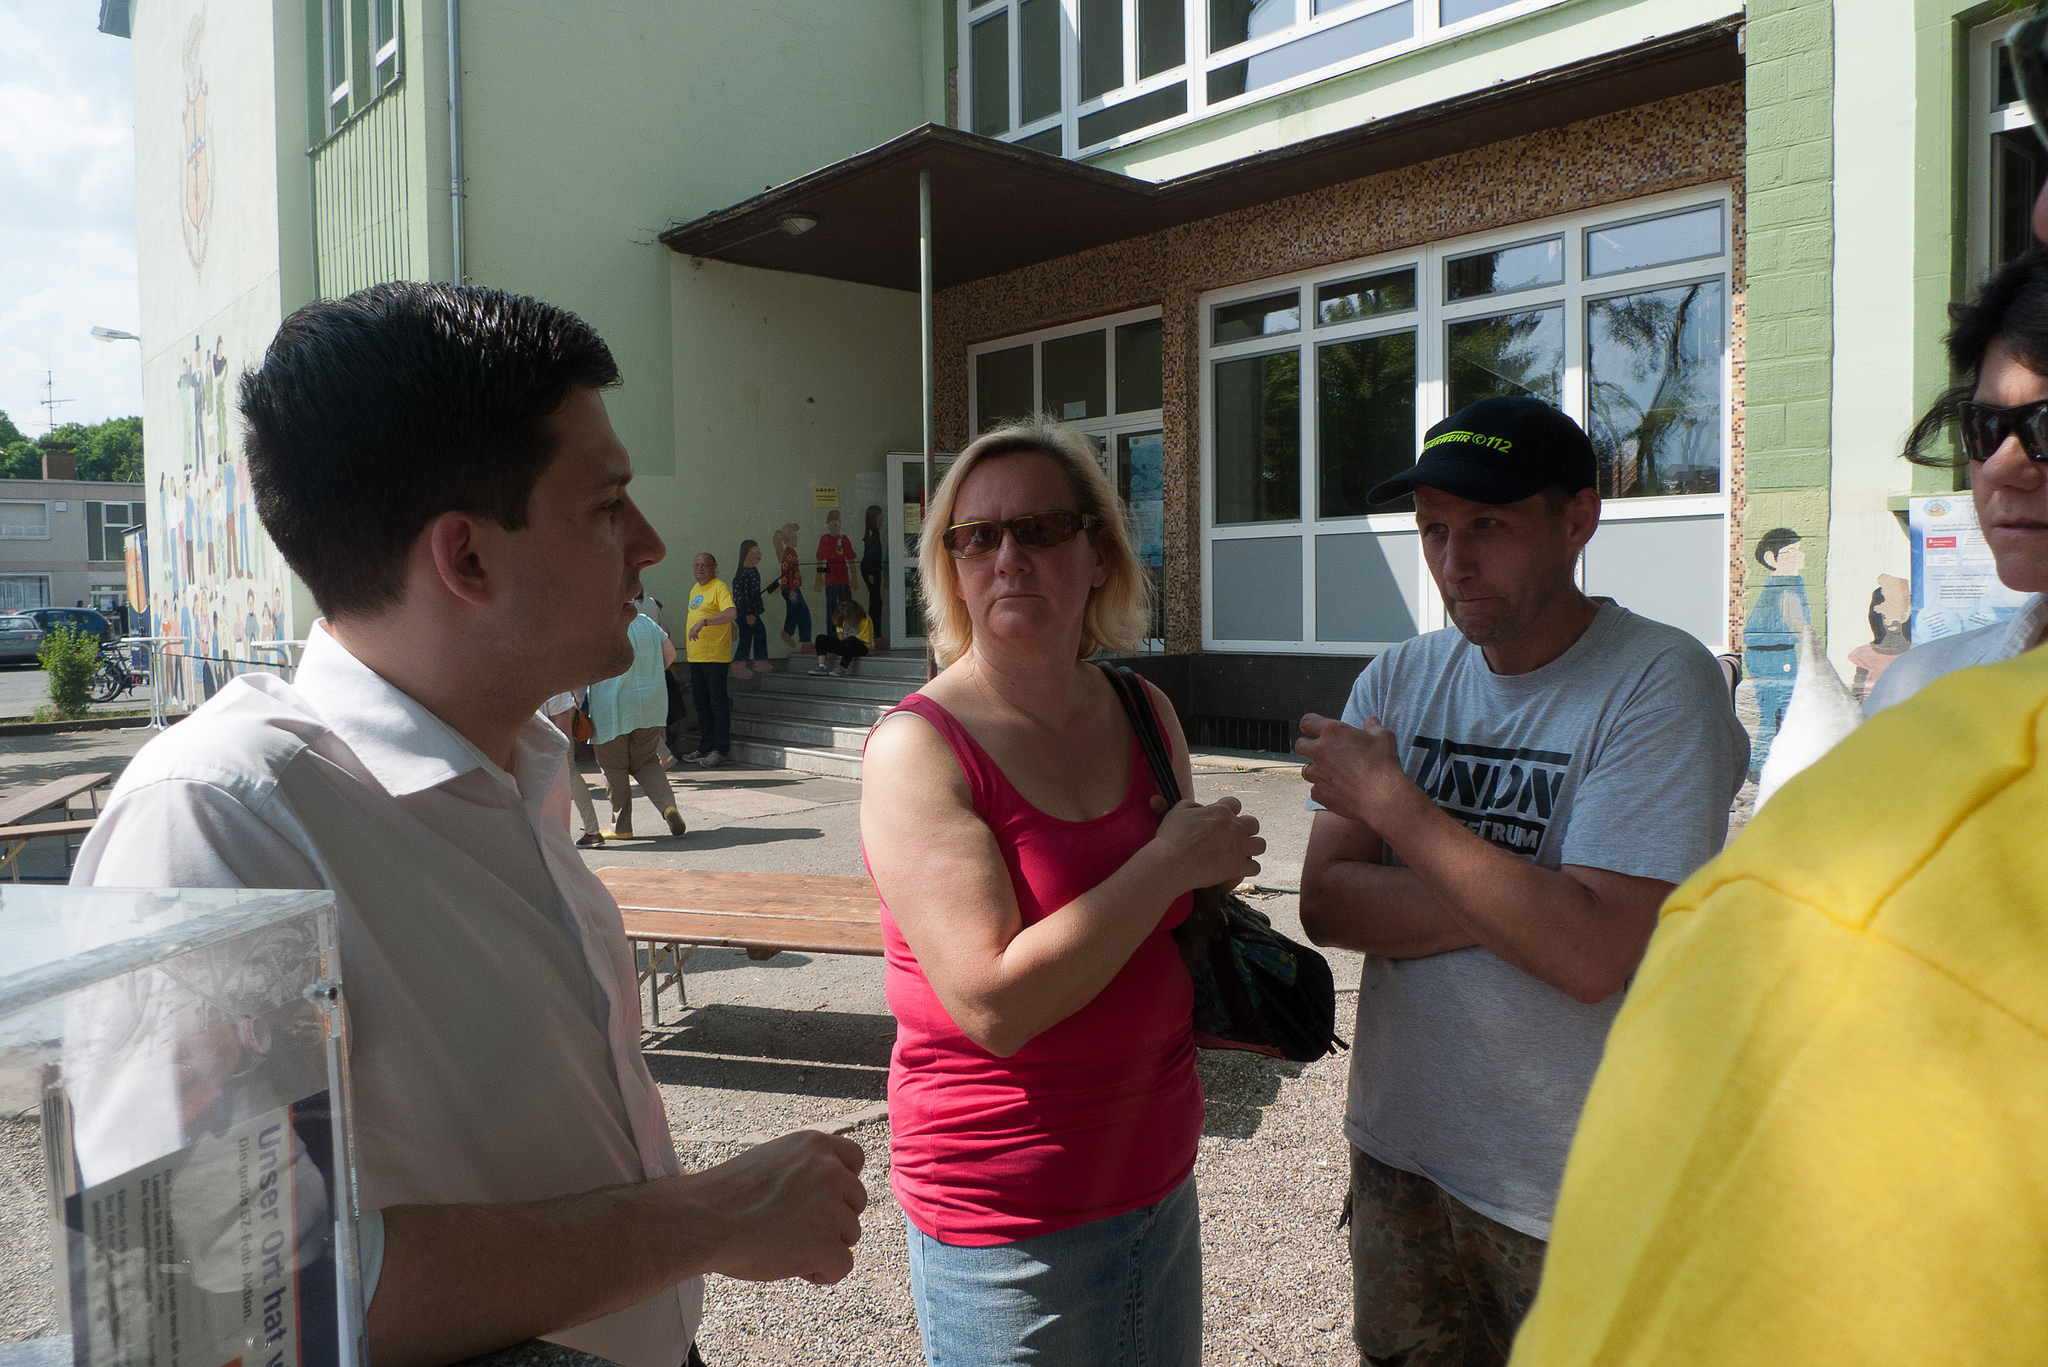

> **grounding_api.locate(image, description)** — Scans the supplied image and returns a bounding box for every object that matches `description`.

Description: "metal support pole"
[919,167,937,681]
[446,0,466,284]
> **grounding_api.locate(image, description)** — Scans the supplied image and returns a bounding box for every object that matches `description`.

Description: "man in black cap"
[1293,397,1748,1367]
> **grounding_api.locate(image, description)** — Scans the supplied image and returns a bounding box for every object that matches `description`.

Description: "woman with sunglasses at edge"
[860,419,1264,1366]
[1860,246,2048,714]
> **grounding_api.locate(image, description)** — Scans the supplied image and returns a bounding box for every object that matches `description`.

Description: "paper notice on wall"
[1907,495,2031,643]
[65,1093,340,1367]
[813,485,839,509]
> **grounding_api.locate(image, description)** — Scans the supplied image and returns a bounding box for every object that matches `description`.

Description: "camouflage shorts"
[1343,1147,1546,1367]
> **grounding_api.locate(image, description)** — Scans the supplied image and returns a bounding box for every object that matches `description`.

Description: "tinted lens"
[942,521,1004,556]
[1009,512,1084,547]
[2012,12,2048,150]
[1959,400,2048,461]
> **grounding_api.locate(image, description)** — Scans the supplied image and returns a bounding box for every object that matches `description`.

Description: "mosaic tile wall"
[935,82,1748,654]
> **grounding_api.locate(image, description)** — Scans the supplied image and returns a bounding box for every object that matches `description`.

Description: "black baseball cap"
[1367,397,1598,505]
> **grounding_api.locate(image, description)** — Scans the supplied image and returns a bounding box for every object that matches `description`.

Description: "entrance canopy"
[659,18,1740,292]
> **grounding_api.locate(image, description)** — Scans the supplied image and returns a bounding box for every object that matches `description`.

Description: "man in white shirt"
[74,283,867,1367]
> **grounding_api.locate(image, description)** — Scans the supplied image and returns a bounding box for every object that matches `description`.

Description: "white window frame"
[86,500,141,563]
[0,500,52,541]
[371,0,401,96]
[959,0,1568,160]
[1200,185,1735,655]
[322,0,353,136]
[966,305,1167,433]
[1967,17,2041,284]
[0,574,52,612]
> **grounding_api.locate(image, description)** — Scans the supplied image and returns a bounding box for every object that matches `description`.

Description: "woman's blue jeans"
[905,1176,1202,1366]
[735,614,768,661]
[781,588,813,644]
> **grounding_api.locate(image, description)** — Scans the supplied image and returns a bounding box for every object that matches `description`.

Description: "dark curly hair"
[239,282,620,619]
[1903,248,2048,467]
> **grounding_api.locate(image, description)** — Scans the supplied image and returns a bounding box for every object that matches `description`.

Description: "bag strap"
[1094,661,1183,807]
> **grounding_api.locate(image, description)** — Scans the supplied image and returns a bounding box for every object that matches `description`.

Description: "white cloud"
[0,1,139,434]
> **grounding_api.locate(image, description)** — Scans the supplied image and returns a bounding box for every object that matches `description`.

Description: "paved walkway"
[0,663,153,721]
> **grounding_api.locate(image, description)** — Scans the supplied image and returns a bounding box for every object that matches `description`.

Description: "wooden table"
[0,773,110,881]
[595,867,883,1025]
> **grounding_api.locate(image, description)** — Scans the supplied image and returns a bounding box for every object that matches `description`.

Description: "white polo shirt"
[71,624,700,1367]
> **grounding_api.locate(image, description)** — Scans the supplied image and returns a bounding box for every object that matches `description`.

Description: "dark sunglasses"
[1957,399,2048,463]
[941,510,1095,558]
[2011,7,2048,150]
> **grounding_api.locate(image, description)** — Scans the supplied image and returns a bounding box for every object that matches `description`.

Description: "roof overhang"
[660,16,1742,293]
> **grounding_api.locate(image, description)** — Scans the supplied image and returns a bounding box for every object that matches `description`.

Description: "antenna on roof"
[38,371,73,434]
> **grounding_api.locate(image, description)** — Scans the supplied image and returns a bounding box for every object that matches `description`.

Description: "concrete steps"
[727,650,926,778]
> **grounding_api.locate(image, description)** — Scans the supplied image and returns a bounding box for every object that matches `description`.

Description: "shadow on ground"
[1197,1049,1304,1139]
[643,1004,894,1102]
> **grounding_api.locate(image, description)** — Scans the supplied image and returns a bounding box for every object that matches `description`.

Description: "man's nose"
[624,497,664,568]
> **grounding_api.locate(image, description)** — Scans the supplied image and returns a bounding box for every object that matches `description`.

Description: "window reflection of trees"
[1446,307,1564,412]
[1213,352,1301,523]
[1587,281,1724,498]
[1318,332,1417,517]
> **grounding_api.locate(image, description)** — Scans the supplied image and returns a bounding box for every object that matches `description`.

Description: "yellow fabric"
[1512,643,2048,1367]
[684,578,734,664]
[843,615,873,649]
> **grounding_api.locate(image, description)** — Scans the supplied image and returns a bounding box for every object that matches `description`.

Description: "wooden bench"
[595,867,883,1026]
[0,773,111,881]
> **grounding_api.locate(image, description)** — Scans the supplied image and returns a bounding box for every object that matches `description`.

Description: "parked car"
[20,607,118,650]
[0,614,41,665]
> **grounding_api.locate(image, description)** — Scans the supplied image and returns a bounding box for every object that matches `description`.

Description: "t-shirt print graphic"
[1411,735,1571,857]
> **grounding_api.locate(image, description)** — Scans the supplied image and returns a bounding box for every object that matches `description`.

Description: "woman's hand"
[1153,795,1264,891]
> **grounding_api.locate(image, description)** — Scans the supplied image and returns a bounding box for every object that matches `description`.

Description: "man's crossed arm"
[1295,713,1670,1005]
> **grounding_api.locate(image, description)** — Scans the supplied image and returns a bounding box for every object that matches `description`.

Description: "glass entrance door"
[886,451,954,650]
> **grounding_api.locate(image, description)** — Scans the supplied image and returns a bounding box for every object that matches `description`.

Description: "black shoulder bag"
[1095,662,1347,1064]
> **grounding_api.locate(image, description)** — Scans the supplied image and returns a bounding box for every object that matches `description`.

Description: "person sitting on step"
[812,599,873,676]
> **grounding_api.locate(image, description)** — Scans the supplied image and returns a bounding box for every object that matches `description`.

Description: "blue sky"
[0,1,140,436]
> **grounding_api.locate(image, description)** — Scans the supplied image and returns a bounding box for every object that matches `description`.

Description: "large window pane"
[1214,291,1301,343]
[1080,0,1125,100]
[1213,536,1303,639]
[1116,318,1165,412]
[1223,3,1412,99]
[1214,352,1301,524]
[1586,205,1723,277]
[1441,0,1516,22]
[1445,306,1563,411]
[976,344,1035,431]
[1020,0,1062,124]
[1317,267,1417,325]
[1586,280,1725,497]
[1078,82,1187,145]
[971,15,1011,136]
[1318,331,1417,518]
[1317,530,1421,642]
[1996,129,2048,270]
[1119,431,1168,642]
[1139,0,1186,77]
[1210,0,1295,54]
[1445,238,1563,300]
[1018,126,1063,156]
[1043,330,1108,421]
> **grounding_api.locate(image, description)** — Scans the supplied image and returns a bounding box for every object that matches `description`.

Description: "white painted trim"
[965,305,1166,433]
[1199,186,1734,654]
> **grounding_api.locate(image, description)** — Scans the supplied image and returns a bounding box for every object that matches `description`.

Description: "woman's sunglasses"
[941,510,1096,558]
[1957,399,2048,463]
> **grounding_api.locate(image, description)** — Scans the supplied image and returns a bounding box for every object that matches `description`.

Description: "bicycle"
[88,643,146,704]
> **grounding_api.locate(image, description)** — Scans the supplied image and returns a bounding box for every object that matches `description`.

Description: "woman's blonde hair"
[919,417,1151,668]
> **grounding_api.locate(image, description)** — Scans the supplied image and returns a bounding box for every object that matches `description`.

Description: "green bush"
[37,624,100,720]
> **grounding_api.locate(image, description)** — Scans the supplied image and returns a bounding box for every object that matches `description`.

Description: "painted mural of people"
[815,508,857,624]
[1743,527,1811,772]
[774,521,812,650]
[1847,574,1911,701]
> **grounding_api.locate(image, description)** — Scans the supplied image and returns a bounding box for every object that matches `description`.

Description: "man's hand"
[1296,713,1412,822]
[688,622,702,641]
[678,1130,869,1285]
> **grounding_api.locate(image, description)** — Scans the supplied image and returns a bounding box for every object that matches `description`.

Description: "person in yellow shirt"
[1513,25,2048,1352]
[682,551,737,768]
[810,599,872,676]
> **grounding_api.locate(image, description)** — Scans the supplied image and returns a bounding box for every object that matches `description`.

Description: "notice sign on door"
[1907,494,2031,642]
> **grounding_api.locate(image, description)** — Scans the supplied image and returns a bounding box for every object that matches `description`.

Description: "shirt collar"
[292,623,566,802]
[2001,593,2048,660]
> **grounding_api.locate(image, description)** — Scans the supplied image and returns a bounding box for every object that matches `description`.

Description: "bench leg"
[0,841,22,883]
[636,942,701,1028]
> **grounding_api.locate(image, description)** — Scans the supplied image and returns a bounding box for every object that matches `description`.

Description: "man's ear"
[421,509,496,609]
[1563,487,1602,553]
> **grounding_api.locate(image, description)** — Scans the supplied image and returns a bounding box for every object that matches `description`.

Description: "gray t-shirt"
[1332,600,1748,1238]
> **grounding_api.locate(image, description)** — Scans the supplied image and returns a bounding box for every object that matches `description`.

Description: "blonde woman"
[861,420,1263,1365]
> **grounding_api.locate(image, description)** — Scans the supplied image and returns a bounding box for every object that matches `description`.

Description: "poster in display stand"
[0,886,363,1367]
[1906,495,2031,642]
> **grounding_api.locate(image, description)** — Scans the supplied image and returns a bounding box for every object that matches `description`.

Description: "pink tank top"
[866,692,1203,1245]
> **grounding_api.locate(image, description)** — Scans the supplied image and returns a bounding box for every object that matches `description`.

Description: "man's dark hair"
[238,282,620,619]
[1754,526,1802,568]
[1904,247,2048,467]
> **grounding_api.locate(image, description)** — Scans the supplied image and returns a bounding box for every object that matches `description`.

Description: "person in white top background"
[72,282,868,1367]
[1866,248,2048,714]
